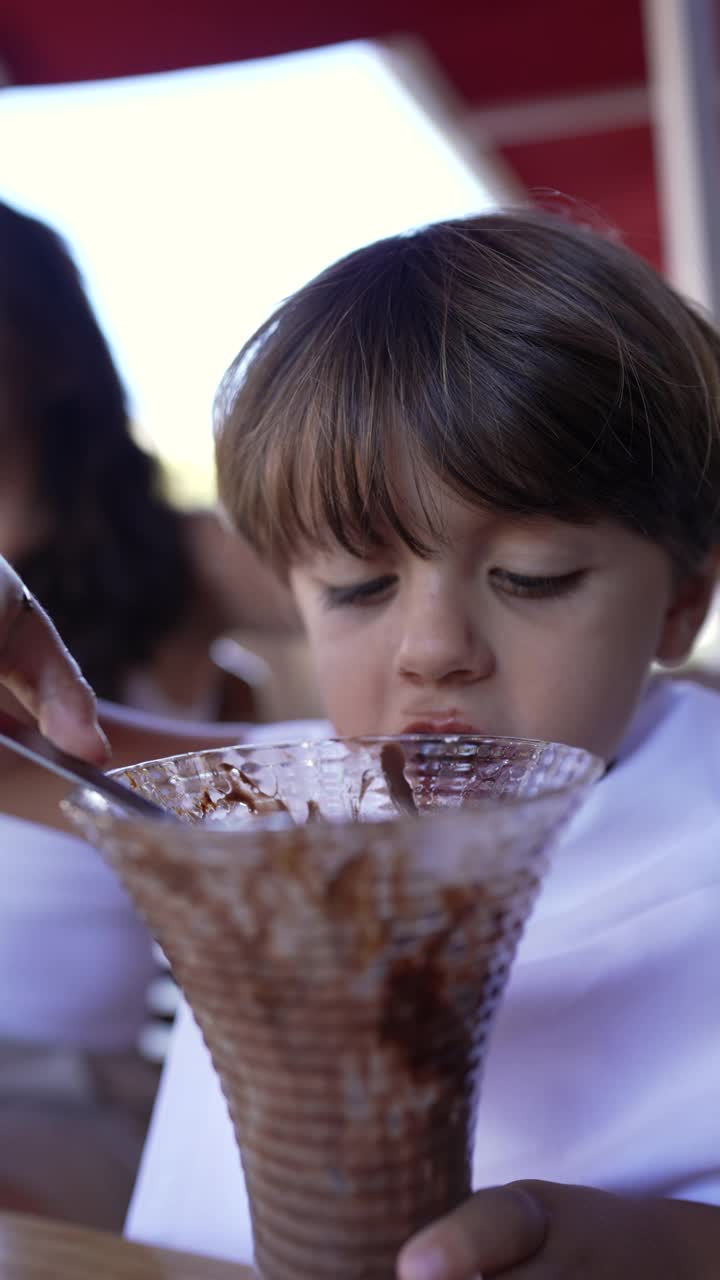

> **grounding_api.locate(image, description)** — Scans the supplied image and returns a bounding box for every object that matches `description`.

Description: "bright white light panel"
[0,42,510,497]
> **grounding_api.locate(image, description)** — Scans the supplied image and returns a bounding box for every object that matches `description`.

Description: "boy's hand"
[0,558,108,763]
[397,1180,715,1279]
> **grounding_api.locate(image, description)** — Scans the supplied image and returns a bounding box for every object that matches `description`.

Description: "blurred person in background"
[0,198,298,1230]
[0,198,298,721]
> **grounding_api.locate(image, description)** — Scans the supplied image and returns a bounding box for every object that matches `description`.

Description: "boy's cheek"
[321,681,379,737]
[315,654,385,737]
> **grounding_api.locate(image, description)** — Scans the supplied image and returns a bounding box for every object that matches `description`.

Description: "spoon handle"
[0,710,176,822]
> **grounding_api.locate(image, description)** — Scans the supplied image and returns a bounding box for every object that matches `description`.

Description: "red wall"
[2,0,645,97]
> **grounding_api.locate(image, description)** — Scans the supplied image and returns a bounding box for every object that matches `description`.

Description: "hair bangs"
[216,319,452,563]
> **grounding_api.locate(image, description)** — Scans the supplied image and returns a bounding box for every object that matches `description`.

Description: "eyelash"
[322,575,397,609]
[490,569,585,599]
[322,569,584,609]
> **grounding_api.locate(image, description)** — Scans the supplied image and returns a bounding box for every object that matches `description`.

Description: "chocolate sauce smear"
[380,743,418,818]
[218,762,292,818]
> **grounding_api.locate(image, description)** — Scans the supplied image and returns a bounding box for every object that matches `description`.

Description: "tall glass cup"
[64,735,601,1280]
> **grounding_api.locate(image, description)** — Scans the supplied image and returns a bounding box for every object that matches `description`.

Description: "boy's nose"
[395,591,494,686]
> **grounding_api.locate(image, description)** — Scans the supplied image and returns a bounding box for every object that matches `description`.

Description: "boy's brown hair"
[215,209,720,571]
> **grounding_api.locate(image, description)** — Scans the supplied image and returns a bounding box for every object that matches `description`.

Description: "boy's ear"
[655,551,719,665]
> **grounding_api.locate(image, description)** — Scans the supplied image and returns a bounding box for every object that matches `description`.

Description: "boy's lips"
[401,717,481,735]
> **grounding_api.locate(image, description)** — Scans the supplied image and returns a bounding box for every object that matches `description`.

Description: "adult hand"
[397,1180,718,1279]
[0,556,108,763]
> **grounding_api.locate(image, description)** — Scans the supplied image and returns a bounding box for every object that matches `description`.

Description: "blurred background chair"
[211,632,323,724]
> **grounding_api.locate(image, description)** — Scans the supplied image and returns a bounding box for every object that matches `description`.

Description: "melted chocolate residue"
[306,799,327,824]
[217,762,292,819]
[379,889,477,1085]
[380,744,418,818]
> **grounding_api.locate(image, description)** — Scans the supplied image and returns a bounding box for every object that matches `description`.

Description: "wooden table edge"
[0,1210,255,1278]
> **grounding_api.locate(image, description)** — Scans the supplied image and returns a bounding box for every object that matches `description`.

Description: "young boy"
[7,211,720,1273]
[121,209,720,1276]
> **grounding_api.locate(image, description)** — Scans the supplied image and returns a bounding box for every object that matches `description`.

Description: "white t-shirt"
[0,814,157,1052]
[126,681,720,1261]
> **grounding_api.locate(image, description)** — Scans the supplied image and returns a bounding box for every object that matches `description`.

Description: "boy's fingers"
[0,584,109,764]
[397,1184,547,1280]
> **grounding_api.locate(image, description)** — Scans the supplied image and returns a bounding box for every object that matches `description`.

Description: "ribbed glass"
[64,734,601,1280]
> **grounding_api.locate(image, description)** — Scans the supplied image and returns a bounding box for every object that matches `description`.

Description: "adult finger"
[397,1184,548,1280]
[0,582,109,763]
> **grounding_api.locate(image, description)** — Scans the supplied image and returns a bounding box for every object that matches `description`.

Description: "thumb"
[397,1184,547,1280]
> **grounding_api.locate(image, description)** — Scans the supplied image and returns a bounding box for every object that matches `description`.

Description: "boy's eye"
[490,569,585,599]
[322,574,397,609]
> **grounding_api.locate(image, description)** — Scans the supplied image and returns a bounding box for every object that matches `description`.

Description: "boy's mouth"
[402,717,480,736]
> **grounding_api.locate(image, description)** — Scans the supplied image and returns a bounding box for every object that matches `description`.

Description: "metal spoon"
[0,710,176,822]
